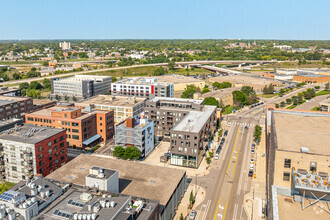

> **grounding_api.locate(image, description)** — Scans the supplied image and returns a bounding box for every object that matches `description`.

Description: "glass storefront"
[171,153,198,168]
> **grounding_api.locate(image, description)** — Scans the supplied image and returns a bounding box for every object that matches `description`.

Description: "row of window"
[284,158,317,172]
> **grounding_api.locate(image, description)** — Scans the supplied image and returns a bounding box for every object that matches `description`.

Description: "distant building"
[51,75,112,100]
[319,97,330,112]
[128,54,145,59]
[265,108,330,219]
[32,99,57,111]
[273,45,292,51]
[115,117,154,157]
[0,96,33,120]
[0,125,67,183]
[75,95,146,123]
[59,41,71,50]
[111,77,174,98]
[0,87,21,97]
[25,106,114,148]
[0,118,24,133]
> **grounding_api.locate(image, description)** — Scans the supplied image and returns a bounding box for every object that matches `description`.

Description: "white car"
[249,164,254,170]
[227,122,231,127]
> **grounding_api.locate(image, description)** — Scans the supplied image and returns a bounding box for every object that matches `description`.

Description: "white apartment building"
[59,41,71,50]
[51,75,112,100]
[111,77,174,98]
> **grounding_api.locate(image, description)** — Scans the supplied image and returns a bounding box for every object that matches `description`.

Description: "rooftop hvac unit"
[300,147,309,153]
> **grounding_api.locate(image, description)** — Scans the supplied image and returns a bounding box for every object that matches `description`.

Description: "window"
[310,162,317,172]
[40,168,43,173]
[48,142,52,147]
[64,114,67,118]
[72,129,79,133]
[55,159,59,164]
[283,172,290,181]
[54,139,58,144]
[54,146,58,151]
[39,154,42,159]
[284,159,291,168]
[60,142,65,148]
[38,146,42,152]
[72,135,79,140]
[49,156,53,161]
[60,136,64,141]
[61,156,65,161]
[12,166,17,172]
[39,161,43,166]
[100,117,102,120]
[72,123,78,126]
[49,162,53,168]
[27,117,34,121]
[49,149,52,154]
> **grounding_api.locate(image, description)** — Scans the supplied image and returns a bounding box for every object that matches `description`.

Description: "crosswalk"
[229,122,256,127]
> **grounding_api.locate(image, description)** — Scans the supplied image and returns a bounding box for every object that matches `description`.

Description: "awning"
[82,134,101,146]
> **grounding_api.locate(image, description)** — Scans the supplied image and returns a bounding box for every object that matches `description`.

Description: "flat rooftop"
[273,110,330,155]
[54,75,111,82]
[114,77,171,85]
[76,95,146,107]
[277,195,329,220]
[200,87,238,99]
[0,125,64,144]
[32,99,56,105]
[149,97,204,105]
[0,95,30,105]
[155,74,204,84]
[47,154,186,206]
[172,105,216,133]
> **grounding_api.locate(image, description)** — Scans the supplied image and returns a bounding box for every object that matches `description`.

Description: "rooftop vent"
[300,147,309,153]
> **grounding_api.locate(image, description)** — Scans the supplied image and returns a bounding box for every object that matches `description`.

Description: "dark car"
[190,211,197,220]
[248,170,253,177]
[224,130,228,136]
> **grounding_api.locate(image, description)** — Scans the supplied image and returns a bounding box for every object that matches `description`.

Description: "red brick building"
[0,125,67,183]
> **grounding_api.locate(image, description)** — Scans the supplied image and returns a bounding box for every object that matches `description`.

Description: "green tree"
[275,103,279,108]
[241,86,255,96]
[189,190,195,205]
[253,125,262,142]
[286,98,292,104]
[168,60,176,70]
[72,96,77,102]
[280,101,285,107]
[19,82,29,90]
[204,97,219,107]
[42,78,51,90]
[123,146,141,160]
[201,86,210,94]
[179,213,184,220]
[113,146,125,158]
[325,83,330,91]
[112,77,117,82]
[181,85,198,99]
[152,67,167,76]
[232,90,247,107]
[30,81,43,90]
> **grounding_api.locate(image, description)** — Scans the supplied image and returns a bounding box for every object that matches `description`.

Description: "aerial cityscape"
[0,1,329,220]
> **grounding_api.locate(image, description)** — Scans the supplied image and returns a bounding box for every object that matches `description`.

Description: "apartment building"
[75,95,146,123]
[144,97,217,168]
[25,106,114,148]
[0,87,21,96]
[0,125,67,183]
[265,108,330,219]
[319,97,330,112]
[59,41,71,50]
[51,75,112,100]
[115,117,154,157]
[111,77,174,98]
[0,96,33,120]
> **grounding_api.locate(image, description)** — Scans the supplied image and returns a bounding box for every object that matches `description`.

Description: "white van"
[215,154,219,160]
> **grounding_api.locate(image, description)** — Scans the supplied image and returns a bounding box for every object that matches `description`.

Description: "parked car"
[190,211,197,220]
[251,149,255,154]
[250,159,254,164]
[227,122,231,127]
[215,154,219,160]
[244,126,248,130]
[251,144,255,149]
[249,164,254,170]
[224,130,228,136]
[248,170,253,177]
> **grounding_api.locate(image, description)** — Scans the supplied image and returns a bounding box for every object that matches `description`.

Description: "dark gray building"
[144,97,217,168]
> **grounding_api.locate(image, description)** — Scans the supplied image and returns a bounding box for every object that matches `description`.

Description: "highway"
[1,59,284,86]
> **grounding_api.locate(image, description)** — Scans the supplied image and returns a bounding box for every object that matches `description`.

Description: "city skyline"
[0,0,329,40]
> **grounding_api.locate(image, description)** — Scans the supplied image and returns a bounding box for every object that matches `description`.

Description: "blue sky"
[1,0,329,40]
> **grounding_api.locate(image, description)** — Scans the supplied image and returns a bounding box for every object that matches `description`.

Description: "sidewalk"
[173,183,206,220]
[243,132,266,219]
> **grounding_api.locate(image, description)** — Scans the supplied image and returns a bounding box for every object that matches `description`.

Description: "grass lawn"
[0,182,15,194]
[315,90,330,96]
[223,106,236,114]
[310,107,320,111]
[84,66,159,77]
[258,94,277,98]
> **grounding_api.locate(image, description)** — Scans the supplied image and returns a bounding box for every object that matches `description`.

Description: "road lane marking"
[233,203,238,220]
[226,126,240,174]
[213,198,221,220]
[232,148,240,175]
[240,205,243,220]
[202,200,211,220]
[223,200,228,220]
